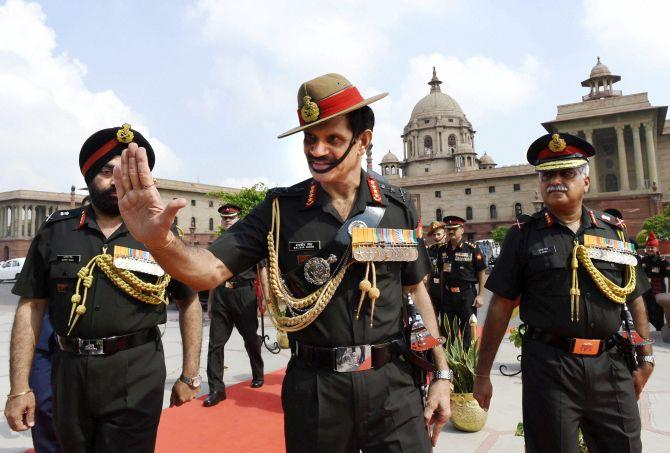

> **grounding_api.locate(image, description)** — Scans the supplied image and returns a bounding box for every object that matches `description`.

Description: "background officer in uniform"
[438,215,486,350]
[426,221,446,333]
[112,73,452,452]
[204,203,264,407]
[474,133,654,453]
[4,125,202,453]
[640,230,667,330]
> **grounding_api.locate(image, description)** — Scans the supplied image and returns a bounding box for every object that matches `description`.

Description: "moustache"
[308,157,336,165]
[547,184,568,193]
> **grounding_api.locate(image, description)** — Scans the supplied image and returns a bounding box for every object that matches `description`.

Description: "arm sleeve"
[207,198,272,275]
[12,229,50,299]
[401,201,430,286]
[484,227,523,300]
[473,244,488,272]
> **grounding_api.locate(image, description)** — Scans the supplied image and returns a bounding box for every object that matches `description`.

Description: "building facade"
[0,179,238,260]
[381,61,669,240]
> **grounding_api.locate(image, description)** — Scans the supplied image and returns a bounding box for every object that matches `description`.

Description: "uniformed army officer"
[113,73,452,452]
[4,125,202,452]
[426,221,446,332]
[437,215,487,350]
[204,203,264,407]
[640,230,668,330]
[473,133,654,452]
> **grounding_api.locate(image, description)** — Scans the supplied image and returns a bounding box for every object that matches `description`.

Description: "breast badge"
[304,254,337,286]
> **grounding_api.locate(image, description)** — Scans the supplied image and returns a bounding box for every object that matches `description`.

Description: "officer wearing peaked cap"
[474,133,653,452]
[114,73,452,452]
[437,215,487,350]
[426,221,446,328]
[5,124,202,452]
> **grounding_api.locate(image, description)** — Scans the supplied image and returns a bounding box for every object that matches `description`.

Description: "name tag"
[57,254,80,263]
[455,253,472,262]
[530,245,556,257]
[652,267,660,273]
[289,241,321,252]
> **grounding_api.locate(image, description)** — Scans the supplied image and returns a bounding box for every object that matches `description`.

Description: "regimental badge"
[351,227,419,262]
[548,133,567,153]
[304,254,337,285]
[300,95,320,123]
[116,123,134,144]
[305,181,318,208]
[113,245,165,276]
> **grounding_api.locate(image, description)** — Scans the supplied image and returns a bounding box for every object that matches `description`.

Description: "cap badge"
[116,123,134,144]
[300,95,320,123]
[548,133,567,153]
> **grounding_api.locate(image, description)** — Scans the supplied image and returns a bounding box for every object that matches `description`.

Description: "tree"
[491,226,509,244]
[641,205,670,242]
[207,183,268,236]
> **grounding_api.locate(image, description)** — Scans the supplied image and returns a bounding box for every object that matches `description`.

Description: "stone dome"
[589,57,611,78]
[381,150,400,163]
[410,92,465,121]
[479,153,495,165]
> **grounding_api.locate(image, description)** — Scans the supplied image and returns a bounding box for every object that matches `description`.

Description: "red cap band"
[297,86,364,126]
[536,145,588,162]
[81,138,118,176]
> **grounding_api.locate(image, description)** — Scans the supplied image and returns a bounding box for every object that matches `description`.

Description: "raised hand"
[113,143,186,248]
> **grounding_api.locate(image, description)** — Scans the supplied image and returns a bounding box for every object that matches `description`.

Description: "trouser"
[442,285,476,350]
[281,356,431,453]
[30,349,61,453]
[643,288,665,330]
[51,338,166,453]
[207,285,264,393]
[521,337,642,453]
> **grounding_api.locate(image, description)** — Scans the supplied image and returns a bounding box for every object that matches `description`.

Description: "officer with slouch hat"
[4,124,202,452]
[473,132,653,453]
[112,73,452,452]
[426,221,446,330]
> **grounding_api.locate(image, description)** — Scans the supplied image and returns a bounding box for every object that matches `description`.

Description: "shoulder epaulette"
[44,206,84,224]
[511,214,533,230]
[464,241,477,249]
[595,210,626,230]
[378,182,409,204]
[266,181,307,199]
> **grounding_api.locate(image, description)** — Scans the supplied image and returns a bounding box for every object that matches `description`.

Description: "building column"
[0,205,5,237]
[403,139,407,160]
[11,205,18,237]
[631,123,645,190]
[23,205,29,237]
[582,129,598,193]
[614,125,630,191]
[643,122,659,190]
[29,206,35,236]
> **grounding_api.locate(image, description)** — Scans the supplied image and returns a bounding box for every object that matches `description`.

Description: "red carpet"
[156,369,287,453]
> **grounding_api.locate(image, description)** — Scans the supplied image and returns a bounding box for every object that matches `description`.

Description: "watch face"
[192,376,202,387]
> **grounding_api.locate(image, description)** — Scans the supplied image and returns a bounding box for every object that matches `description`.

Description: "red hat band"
[536,145,588,163]
[296,86,364,126]
[81,138,118,176]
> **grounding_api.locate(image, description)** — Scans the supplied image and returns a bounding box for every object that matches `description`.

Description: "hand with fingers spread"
[113,143,186,249]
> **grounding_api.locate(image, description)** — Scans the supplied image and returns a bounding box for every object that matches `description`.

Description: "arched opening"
[490,205,497,219]
[466,206,473,221]
[436,208,442,221]
[424,136,433,156]
[514,203,523,218]
[190,217,196,228]
[391,165,397,175]
[209,218,214,231]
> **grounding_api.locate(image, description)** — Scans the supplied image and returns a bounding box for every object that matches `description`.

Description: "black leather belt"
[525,325,619,356]
[293,340,399,372]
[56,328,159,356]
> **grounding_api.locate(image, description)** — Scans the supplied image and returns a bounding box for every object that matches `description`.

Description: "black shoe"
[250,378,264,388]
[203,390,226,407]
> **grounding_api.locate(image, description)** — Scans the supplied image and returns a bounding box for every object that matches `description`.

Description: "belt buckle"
[570,338,601,356]
[334,345,372,372]
[79,339,105,355]
[449,287,460,293]
[225,281,234,289]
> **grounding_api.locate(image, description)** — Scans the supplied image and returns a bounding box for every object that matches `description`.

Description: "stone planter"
[450,392,488,432]
[654,293,670,342]
[276,330,290,349]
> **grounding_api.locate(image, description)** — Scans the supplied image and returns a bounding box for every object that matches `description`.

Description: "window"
[448,134,457,147]
[435,191,441,198]
[209,201,214,207]
[465,188,471,195]
[424,136,433,155]
[605,174,619,192]
[489,186,495,193]
[425,168,429,173]
[436,209,442,221]
[190,217,196,228]
[391,165,397,174]
[515,203,523,217]
[513,183,521,191]
[209,218,214,231]
[490,205,497,219]
[466,206,473,220]
[191,200,196,206]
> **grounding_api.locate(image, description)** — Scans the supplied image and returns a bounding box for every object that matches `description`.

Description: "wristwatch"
[638,355,655,367]
[179,374,202,388]
[431,369,454,381]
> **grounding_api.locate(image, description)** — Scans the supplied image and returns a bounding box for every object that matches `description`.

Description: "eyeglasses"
[539,168,580,182]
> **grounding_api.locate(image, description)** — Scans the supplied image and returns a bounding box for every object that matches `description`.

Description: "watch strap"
[431,369,453,381]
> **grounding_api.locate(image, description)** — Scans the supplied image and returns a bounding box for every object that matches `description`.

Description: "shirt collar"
[538,206,605,230]
[77,205,128,239]
[299,169,388,215]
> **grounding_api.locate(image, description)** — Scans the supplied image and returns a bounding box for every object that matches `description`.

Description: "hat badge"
[548,133,567,153]
[300,95,320,123]
[116,123,134,144]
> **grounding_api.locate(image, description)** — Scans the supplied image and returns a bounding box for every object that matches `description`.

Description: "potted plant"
[444,317,488,432]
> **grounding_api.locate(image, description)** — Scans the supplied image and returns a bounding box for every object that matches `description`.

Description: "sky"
[1,0,669,194]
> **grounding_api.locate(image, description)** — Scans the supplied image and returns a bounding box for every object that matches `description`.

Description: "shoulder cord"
[265,198,353,332]
[67,248,171,335]
[569,229,636,322]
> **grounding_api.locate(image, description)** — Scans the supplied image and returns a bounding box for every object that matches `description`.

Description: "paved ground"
[0,281,668,452]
